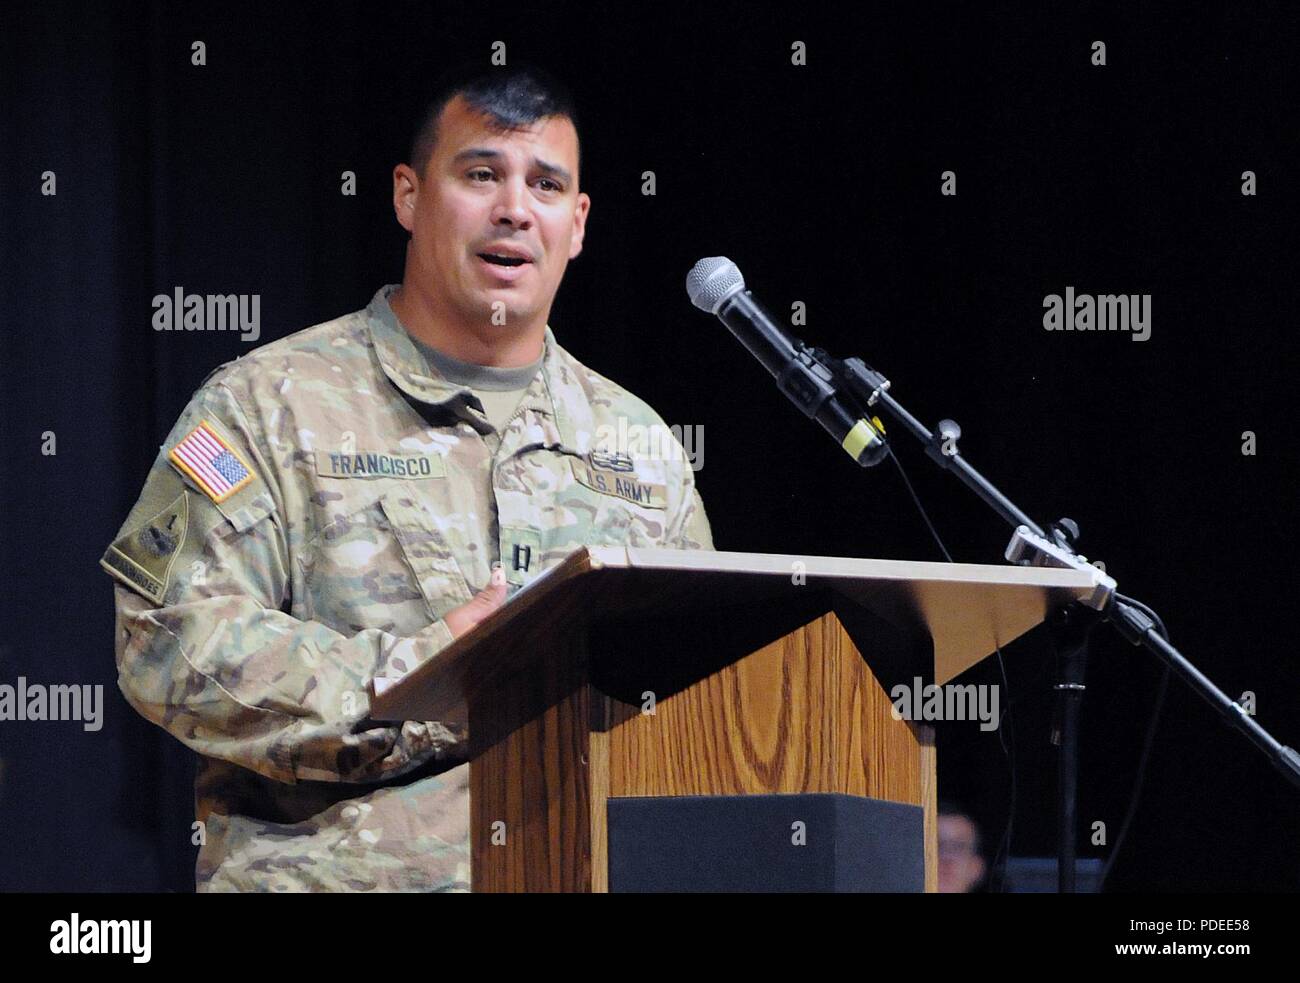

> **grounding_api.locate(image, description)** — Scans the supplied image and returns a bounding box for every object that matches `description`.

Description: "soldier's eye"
[468,169,493,182]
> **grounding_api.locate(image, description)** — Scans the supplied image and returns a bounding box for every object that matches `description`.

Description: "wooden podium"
[369,547,1108,892]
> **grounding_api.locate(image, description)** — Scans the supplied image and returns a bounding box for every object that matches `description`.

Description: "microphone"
[686,256,888,467]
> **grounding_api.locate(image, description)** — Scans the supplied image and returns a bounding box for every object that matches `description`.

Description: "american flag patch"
[168,420,255,503]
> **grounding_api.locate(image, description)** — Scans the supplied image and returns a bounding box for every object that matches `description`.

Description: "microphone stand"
[824,353,1300,891]
[1048,601,1099,893]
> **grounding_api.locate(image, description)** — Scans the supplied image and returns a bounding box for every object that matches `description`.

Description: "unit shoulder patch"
[100,491,189,603]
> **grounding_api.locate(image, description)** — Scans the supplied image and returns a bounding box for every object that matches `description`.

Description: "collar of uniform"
[365,284,590,453]
[366,285,468,410]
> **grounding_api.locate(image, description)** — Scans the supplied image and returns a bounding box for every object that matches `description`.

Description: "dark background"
[1,1,1296,891]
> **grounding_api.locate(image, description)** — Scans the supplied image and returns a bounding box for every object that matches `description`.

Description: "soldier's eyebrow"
[452,148,571,185]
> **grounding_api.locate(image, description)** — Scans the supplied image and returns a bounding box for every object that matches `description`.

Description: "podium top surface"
[370,547,1105,722]
[587,546,1098,589]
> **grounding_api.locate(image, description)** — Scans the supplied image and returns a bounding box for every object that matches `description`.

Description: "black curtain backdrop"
[1,1,1296,891]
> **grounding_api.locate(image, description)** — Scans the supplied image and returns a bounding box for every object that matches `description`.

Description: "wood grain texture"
[470,632,593,893]
[586,687,613,893]
[470,604,936,891]
[606,611,929,804]
[914,723,939,893]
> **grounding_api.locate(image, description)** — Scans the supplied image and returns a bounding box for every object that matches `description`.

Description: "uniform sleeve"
[674,485,714,550]
[664,447,714,551]
[103,381,462,787]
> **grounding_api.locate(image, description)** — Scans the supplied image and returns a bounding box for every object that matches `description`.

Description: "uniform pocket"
[378,492,473,617]
[298,488,470,635]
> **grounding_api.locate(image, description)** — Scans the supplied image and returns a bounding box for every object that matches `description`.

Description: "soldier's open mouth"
[478,254,528,267]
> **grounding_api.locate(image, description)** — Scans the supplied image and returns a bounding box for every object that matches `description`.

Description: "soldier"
[101,64,713,892]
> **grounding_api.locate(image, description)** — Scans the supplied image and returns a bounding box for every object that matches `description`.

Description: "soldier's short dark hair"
[408,62,581,181]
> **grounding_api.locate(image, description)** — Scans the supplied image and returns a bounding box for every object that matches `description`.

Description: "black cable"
[887,447,953,563]
[1097,592,1171,890]
[887,446,1017,892]
[988,640,1017,893]
[1114,591,1168,641]
[889,439,1178,891]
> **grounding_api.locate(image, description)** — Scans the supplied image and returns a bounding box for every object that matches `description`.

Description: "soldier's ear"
[393,164,419,233]
[568,192,590,260]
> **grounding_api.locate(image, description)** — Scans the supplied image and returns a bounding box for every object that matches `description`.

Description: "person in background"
[938,799,987,893]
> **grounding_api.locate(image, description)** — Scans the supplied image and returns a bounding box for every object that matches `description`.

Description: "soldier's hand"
[443,564,508,639]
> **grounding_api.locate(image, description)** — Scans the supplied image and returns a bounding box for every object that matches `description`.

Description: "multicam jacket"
[102,284,713,891]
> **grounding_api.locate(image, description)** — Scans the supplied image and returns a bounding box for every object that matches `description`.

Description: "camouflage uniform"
[102,284,713,891]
